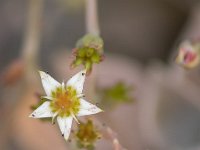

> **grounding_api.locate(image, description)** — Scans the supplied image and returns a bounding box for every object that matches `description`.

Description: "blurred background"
[1,0,200,150]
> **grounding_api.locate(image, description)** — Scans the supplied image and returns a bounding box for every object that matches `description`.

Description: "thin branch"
[105,125,127,150]
[88,116,127,150]
[85,0,100,35]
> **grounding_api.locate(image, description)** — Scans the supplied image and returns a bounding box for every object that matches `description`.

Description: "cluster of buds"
[75,120,101,150]
[176,40,200,69]
[71,34,104,74]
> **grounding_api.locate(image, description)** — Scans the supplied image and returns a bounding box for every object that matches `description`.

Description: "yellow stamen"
[50,86,80,117]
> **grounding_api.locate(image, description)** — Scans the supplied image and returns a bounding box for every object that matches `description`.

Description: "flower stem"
[85,0,100,36]
[85,0,101,101]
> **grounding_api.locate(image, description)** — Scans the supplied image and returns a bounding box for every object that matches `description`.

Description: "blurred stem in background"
[0,0,43,149]
[21,0,43,84]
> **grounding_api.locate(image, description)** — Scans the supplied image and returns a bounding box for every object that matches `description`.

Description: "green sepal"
[78,48,86,57]
[86,48,95,57]
[91,53,100,63]
[73,58,83,66]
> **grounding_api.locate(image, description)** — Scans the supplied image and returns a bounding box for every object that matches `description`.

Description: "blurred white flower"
[29,70,102,141]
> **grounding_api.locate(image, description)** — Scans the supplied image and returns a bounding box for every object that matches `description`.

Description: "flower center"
[50,86,80,117]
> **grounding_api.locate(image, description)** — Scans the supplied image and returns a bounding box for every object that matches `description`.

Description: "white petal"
[61,81,65,91]
[66,70,86,94]
[39,71,61,96]
[29,101,54,118]
[77,99,103,116]
[57,116,73,141]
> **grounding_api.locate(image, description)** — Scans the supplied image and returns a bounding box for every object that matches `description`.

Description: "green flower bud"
[71,34,105,75]
[100,82,134,108]
[75,120,101,150]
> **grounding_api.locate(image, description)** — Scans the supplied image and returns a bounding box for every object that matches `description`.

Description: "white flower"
[29,70,102,141]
